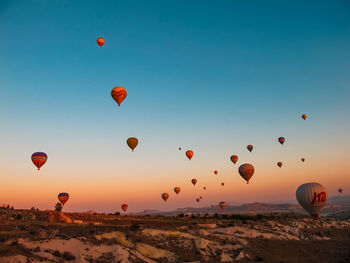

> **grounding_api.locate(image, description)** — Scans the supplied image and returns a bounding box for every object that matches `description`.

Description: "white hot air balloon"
[296,182,328,219]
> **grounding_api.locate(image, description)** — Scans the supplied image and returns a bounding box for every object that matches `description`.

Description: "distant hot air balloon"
[200,196,202,199]
[127,137,138,151]
[277,162,283,168]
[186,150,194,160]
[296,182,328,219]
[191,179,197,186]
[219,202,227,211]
[302,114,307,120]
[58,193,69,205]
[338,188,343,194]
[247,145,253,152]
[301,158,305,162]
[214,170,218,175]
[238,163,255,184]
[161,193,169,202]
[278,137,285,145]
[31,152,48,170]
[230,155,238,164]
[121,204,128,212]
[111,86,127,107]
[196,198,200,203]
[203,186,206,190]
[179,147,181,151]
[221,182,224,186]
[174,187,181,194]
[97,37,105,47]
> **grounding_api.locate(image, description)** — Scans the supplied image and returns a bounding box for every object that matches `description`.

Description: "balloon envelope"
[296,182,328,219]
[238,163,255,184]
[31,152,48,170]
[97,37,105,47]
[302,114,307,120]
[230,155,238,164]
[191,179,197,185]
[161,193,169,202]
[111,86,127,106]
[58,193,69,205]
[127,137,138,151]
[247,145,253,152]
[196,198,200,203]
[214,170,218,175]
[174,187,181,194]
[186,150,194,160]
[121,204,128,212]
[277,162,283,168]
[221,182,224,186]
[301,158,305,162]
[278,137,285,145]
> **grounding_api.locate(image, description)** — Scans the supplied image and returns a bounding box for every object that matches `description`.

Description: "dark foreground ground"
[0,208,349,263]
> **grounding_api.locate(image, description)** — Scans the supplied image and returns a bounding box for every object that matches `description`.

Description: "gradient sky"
[1,0,350,213]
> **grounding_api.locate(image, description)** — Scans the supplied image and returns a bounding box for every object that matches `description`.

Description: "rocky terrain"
[1,207,350,263]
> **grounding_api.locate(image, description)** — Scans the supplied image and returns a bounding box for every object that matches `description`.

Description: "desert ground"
[1,207,350,263]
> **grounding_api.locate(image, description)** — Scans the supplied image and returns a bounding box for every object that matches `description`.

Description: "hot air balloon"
[127,137,138,151]
[31,152,48,170]
[338,188,343,194]
[296,182,328,219]
[238,163,255,184]
[186,150,194,160]
[121,204,128,212]
[219,202,227,211]
[111,86,127,107]
[97,37,105,47]
[277,162,283,168]
[278,137,285,145]
[196,198,200,203]
[191,179,197,185]
[221,182,224,186]
[214,170,218,175]
[203,186,206,190]
[302,114,307,120]
[179,147,181,151]
[58,193,69,205]
[200,196,202,199]
[174,187,181,194]
[230,155,238,164]
[161,193,169,202]
[301,158,305,162]
[247,145,253,152]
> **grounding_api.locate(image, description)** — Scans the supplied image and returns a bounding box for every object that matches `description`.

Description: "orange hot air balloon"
[58,193,69,205]
[127,137,138,151]
[230,155,238,164]
[121,204,128,212]
[277,162,283,168]
[221,182,224,186]
[301,158,305,162]
[219,201,227,211]
[174,187,181,194]
[238,163,255,184]
[302,114,307,120]
[247,145,253,152]
[203,186,206,190]
[278,137,285,145]
[214,170,218,175]
[31,152,48,170]
[111,86,127,107]
[196,198,200,203]
[186,150,194,160]
[161,193,169,202]
[191,179,197,185]
[97,37,105,47]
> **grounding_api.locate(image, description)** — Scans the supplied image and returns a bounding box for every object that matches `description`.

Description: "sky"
[0,0,349,213]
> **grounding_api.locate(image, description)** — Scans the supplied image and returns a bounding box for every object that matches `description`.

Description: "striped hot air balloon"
[58,193,69,205]
[31,152,48,170]
[111,86,127,107]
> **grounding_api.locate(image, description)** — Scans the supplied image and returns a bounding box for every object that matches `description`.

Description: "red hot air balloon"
[186,150,194,160]
[230,155,238,164]
[219,202,227,211]
[31,152,48,170]
[191,179,197,185]
[111,87,127,107]
[301,158,305,162]
[161,193,169,202]
[277,162,283,168]
[203,186,206,190]
[174,187,181,194]
[97,37,105,47]
[214,170,218,175]
[302,114,307,120]
[278,137,285,145]
[58,193,69,205]
[247,145,253,152]
[121,204,128,212]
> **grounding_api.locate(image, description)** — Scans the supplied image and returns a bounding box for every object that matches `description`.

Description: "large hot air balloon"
[277,162,283,168]
[296,182,328,219]
[127,137,138,151]
[247,145,253,152]
[186,150,194,160]
[230,155,238,164]
[338,188,343,194]
[221,182,224,186]
[278,137,285,145]
[174,187,181,194]
[219,202,227,211]
[302,114,307,120]
[238,163,255,184]
[111,86,127,107]
[31,152,48,170]
[58,193,69,205]
[97,37,105,47]
[214,170,218,175]
[191,179,197,185]
[301,158,305,162]
[161,193,169,202]
[121,204,128,212]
